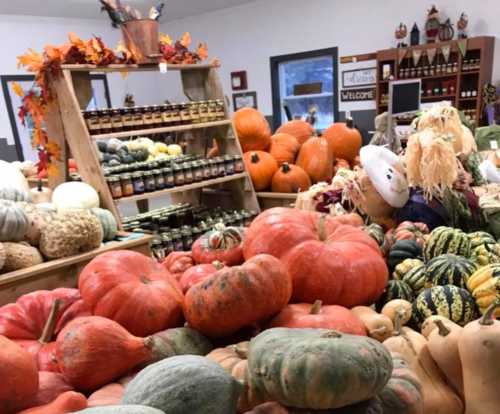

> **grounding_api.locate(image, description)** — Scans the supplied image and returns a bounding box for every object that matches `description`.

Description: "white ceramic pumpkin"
[52,182,100,212]
[0,160,30,193]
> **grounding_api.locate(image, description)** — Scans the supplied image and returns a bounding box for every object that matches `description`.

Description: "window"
[271,47,339,132]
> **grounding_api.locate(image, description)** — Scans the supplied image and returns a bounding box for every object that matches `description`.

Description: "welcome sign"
[342,67,377,88]
[340,87,376,102]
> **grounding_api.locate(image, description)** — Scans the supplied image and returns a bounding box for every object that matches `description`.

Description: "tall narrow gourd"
[322,117,362,163]
[233,108,271,153]
[244,151,278,191]
[295,135,333,183]
[271,163,311,193]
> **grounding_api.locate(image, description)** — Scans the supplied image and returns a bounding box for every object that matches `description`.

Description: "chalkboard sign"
[340,88,376,102]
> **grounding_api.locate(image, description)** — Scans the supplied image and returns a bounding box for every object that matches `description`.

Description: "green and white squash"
[424,254,476,289]
[154,327,213,356]
[0,200,28,242]
[423,226,470,262]
[376,280,415,312]
[387,240,422,269]
[90,208,117,242]
[75,406,165,414]
[121,355,244,414]
[393,258,424,280]
[412,285,477,329]
[402,265,427,297]
[0,187,33,203]
[361,224,391,256]
[247,328,393,410]
[468,231,496,252]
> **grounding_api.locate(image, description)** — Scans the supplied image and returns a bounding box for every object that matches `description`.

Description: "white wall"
[160,0,500,117]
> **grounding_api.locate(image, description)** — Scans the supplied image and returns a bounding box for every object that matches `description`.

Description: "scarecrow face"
[385,165,409,197]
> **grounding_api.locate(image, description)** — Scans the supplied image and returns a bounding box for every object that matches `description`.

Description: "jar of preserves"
[161,104,172,127]
[171,231,184,251]
[120,173,134,197]
[170,104,181,126]
[107,176,122,199]
[181,228,194,251]
[216,100,225,119]
[121,108,134,132]
[143,170,156,193]
[200,160,211,180]
[131,172,145,194]
[199,101,209,123]
[208,159,218,178]
[179,102,191,125]
[132,106,144,130]
[223,155,235,175]
[234,155,244,173]
[208,100,218,122]
[110,108,123,133]
[161,233,174,256]
[84,110,101,135]
[152,105,163,128]
[173,164,185,186]
[183,162,194,184]
[192,161,203,182]
[153,169,165,190]
[141,106,154,128]
[163,167,174,188]
[189,103,200,124]
[98,109,112,134]
[243,211,253,226]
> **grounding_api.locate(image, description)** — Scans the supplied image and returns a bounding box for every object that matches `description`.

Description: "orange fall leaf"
[11,82,24,98]
[180,32,191,48]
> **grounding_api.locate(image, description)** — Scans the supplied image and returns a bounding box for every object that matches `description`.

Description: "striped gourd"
[424,254,477,289]
[423,226,470,262]
[411,285,477,329]
[468,231,496,252]
[393,258,424,280]
[402,266,427,297]
[467,264,500,316]
[375,280,415,312]
[361,224,391,256]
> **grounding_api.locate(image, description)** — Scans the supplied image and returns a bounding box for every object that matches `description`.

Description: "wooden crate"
[256,192,297,210]
[0,232,153,306]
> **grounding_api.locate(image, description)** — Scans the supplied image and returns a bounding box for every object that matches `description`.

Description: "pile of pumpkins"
[96,137,183,168]
[233,108,362,193]
[11,158,79,179]
[0,161,118,274]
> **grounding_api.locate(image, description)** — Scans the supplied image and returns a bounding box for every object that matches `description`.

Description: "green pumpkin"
[0,200,28,242]
[412,285,477,329]
[361,224,391,256]
[121,355,244,414]
[154,327,212,356]
[0,187,33,203]
[247,328,393,410]
[393,258,424,280]
[424,254,476,289]
[387,240,422,269]
[376,280,415,312]
[75,407,165,414]
[468,231,496,251]
[423,226,470,262]
[90,208,117,242]
[402,265,427,297]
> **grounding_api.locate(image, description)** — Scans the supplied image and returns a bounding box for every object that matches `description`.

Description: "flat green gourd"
[121,355,244,414]
[154,327,213,356]
[423,226,470,262]
[247,328,393,410]
[74,406,165,414]
[90,208,117,241]
[0,187,33,203]
[0,200,29,242]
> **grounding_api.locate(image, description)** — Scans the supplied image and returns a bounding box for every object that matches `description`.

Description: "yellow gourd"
[167,145,183,156]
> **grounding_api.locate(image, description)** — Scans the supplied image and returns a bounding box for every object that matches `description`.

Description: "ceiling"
[0,0,259,22]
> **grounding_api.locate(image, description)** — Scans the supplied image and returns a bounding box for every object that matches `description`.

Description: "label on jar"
[235,160,244,173]
[199,106,209,123]
[153,112,163,125]
[180,108,191,122]
[108,182,122,198]
[133,180,144,193]
[208,103,218,121]
[174,239,184,251]
[122,114,134,127]
[216,106,225,119]
[218,165,226,176]
[161,110,172,124]
[142,113,154,125]
[156,176,165,187]
[183,237,194,250]
[111,115,123,128]
[166,175,175,186]
[133,113,143,126]
[86,117,101,131]
[145,177,156,191]
[171,109,181,122]
[121,182,134,196]
[99,115,112,129]
[225,163,235,175]
[203,167,211,179]
[175,173,185,185]
[210,166,219,177]
[194,170,203,181]
[190,106,200,123]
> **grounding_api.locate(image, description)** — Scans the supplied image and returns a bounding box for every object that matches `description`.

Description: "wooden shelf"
[114,173,247,204]
[461,71,480,75]
[92,120,231,140]
[421,94,456,101]
[459,97,479,102]
[61,64,213,73]
[256,192,298,199]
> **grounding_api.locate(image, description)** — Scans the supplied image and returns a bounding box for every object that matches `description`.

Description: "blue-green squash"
[423,226,470,262]
[424,254,476,289]
[387,240,422,269]
[90,208,117,242]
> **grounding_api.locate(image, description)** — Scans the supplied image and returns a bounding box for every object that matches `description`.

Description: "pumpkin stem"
[392,311,406,337]
[320,330,342,339]
[434,319,451,336]
[233,345,249,360]
[318,215,328,242]
[479,301,500,326]
[310,300,323,315]
[39,298,60,345]
[346,117,354,129]
[37,179,43,192]
[250,153,260,164]
[370,327,388,335]
[144,336,156,349]
[212,261,225,270]
[281,163,291,173]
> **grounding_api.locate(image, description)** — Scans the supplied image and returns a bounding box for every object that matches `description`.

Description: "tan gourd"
[421,315,452,339]
[459,302,500,414]
[428,319,464,400]
[30,180,53,204]
[384,314,463,414]
[350,306,393,342]
[381,299,412,325]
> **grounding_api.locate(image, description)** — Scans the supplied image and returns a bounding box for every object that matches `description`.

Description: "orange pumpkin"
[87,375,135,407]
[244,151,278,191]
[276,120,314,145]
[271,163,311,193]
[15,392,87,414]
[333,158,350,175]
[233,108,271,153]
[351,155,362,169]
[295,135,333,183]
[34,372,74,407]
[323,117,362,163]
[268,133,300,165]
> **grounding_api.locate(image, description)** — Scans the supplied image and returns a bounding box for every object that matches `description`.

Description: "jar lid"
[132,171,143,177]
[172,164,182,170]
[223,155,234,161]
[107,176,120,182]
[120,173,132,179]
[162,167,173,173]
[181,228,192,236]
[152,169,161,174]
[182,162,191,168]
[233,154,242,160]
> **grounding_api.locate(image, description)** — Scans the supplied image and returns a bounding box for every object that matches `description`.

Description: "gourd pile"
[234,108,361,193]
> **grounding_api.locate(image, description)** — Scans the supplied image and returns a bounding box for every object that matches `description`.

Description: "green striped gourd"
[387,240,422,269]
[393,258,424,280]
[402,266,427,297]
[423,226,470,262]
[375,279,415,312]
[468,231,496,251]
[424,254,477,289]
[411,285,477,329]
[361,224,391,256]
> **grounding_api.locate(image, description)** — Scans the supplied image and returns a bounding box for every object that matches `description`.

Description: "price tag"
[491,141,498,150]
[159,62,168,74]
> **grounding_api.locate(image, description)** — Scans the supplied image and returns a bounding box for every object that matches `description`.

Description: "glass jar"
[84,110,101,135]
[429,66,435,76]
[173,164,185,186]
[179,103,191,125]
[171,231,184,252]
[423,66,429,77]
[234,155,244,173]
[215,157,226,177]
[436,65,442,75]
[141,106,154,128]
[410,68,416,78]
[453,63,458,73]
[153,169,165,190]
[192,161,203,182]
[243,211,253,226]
[183,162,194,184]
[107,176,122,199]
[192,226,202,241]
[200,160,211,180]
[120,173,134,197]
[199,101,209,123]
[446,63,453,74]
[110,108,123,133]
[181,228,194,251]
[152,105,163,128]
[216,100,225,120]
[161,104,172,127]
[416,67,422,77]
[208,100,218,122]
[161,233,174,256]
[399,68,404,78]
[170,104,181,126]
[132,106,144,130]
[189,103,200,124]
[208,159,219,178]
[163,167,174,188]
[121,108,134,132]
[223,155,235,175]
[403,68,410,78]
[143,170,156,192]
[98,109,112,134]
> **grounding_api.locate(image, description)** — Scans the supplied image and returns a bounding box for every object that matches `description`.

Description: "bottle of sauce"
[152,105,163,129]
[98,109,112,134]
[141,106,154,129]
[132,106,144,130]
[179,103,191,126]
[84,110,101,135]
[110,108,123,133]
[161,104,172,127]
[121,108,134,132]
[170,104,181,126]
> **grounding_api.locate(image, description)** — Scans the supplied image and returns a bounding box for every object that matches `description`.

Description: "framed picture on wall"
[231,71,248,91]
[342,67,376,88]
[233,91,258,110]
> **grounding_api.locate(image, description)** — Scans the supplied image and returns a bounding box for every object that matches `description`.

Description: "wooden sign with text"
[340,87,376,102]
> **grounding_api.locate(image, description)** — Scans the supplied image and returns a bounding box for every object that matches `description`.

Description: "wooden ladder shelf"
[46,64,260,230]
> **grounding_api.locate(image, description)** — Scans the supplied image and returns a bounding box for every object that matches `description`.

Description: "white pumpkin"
[30,180,53,204]
[137,137,154,149]
[20,161,38,177]
[107,138,123,149]
[155,142,168,153]
[0,160,30,193]
[167,144,182,156]
[52,182,100,211]
[148,145,159,157]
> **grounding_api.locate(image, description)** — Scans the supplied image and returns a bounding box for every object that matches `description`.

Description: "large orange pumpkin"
[333,158,350,175]
[244,151,278,191]
[179,262,225,294]
[275,120,314,145]
[79,250,184,337]
[0,335,39,414]
[323,117,362,163]
[268,133,300,165]
[271,163,311,193]
[184,254,292,338]
[233,108,271,153]
[243,208,388,307]
[295,135,333,183]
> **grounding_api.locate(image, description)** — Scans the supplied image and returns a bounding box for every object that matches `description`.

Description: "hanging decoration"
[427,48,438,65]
[398,48,408,65]
[438,19,455,42]
[457,13,469,39]
[441,45,452,63]
[413,49,423,67]
[395,23,408,48]
[425,5,441,43]
[458,39,468,58]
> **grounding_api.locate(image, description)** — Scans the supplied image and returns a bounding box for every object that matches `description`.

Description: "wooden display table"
[256,192,297,210]
[0,232,153,306]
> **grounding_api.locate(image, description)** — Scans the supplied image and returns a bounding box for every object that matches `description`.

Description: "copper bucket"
[120,20,162,64]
